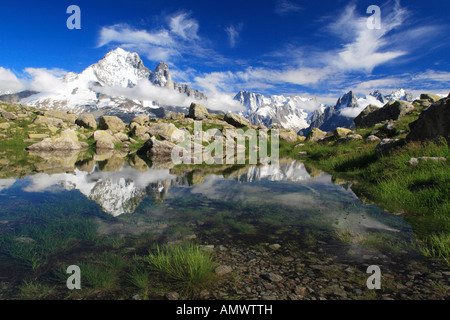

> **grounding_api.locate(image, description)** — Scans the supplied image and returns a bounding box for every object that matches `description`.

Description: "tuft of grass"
[143,241,216,294]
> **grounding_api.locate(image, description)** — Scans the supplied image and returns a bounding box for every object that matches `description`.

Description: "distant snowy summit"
[234,88,415,134]
[1,48,206,121]
[233,90,322,132]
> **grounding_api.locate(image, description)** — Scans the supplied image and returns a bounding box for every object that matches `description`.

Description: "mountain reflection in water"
[0,151,411,247]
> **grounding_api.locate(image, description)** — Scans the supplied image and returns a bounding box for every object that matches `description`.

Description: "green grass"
[301,136,449,263]
[143,241,216,294]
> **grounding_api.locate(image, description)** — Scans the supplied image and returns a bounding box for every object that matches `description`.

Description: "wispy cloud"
[97,12,226,65]
[275,0,303,16]
[225,23,243,48]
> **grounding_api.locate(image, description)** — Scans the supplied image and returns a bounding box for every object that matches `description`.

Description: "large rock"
[0,109,18,121]
[33,115,64,127]
[98,116,126,133]
[420,93,443,103]
[165,111,185,121]
[147,122,186,143]
[333,127,352,139]
[306,128,327,142]
[75,113,97,129]
[375,138,399,155]
[224,113,250,128]
[131,114,149,126]
[406,96,450,142]
[131,124,150,140]
[26,129,82,151]
[40,110,78,123]
[137,136,184,160]
[278,128,298,143]
[188,103,209,120]
[354,101,414,128]
[94,130,117,149]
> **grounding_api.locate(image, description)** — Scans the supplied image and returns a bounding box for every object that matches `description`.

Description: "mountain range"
[0,47,416,133]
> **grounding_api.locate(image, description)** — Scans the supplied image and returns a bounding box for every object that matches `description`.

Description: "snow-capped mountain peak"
[89,47,151,88]
[233,90,323,132]
[336,91,359,109]
[150,62,173,88]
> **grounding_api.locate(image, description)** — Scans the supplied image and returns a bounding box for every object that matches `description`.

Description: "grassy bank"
[298,137,449,263]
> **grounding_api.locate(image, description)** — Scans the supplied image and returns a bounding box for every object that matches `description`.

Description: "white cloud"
[168,12,200,41]
[0,67,26,94]
[0,178,16,191]
[225,23,243,48]
[97,12,226,65]
[275,0,303,15]
[24,68,68,92]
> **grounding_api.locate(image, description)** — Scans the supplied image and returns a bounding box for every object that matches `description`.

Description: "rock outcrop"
[279,129,298,143]
[98,116,126,133]
[26,129,82,151]
[188,103,209,120]
[406,95,450,142]
[354,101,414,128]
[94,130,117,149]
[76,113,97,130]
[224,113,251,128]
[306,128,327,142]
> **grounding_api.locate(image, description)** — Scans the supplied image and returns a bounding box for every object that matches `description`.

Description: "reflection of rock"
[128,154,149,172]
[28,149,81,174]
[98,156,126,172]
[75,158,96,172]
[304,164,325,178]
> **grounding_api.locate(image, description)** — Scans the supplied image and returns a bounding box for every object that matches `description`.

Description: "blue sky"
[0,0,449,103]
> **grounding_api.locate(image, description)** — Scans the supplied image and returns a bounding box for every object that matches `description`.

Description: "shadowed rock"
[98,115,126,133]
[188,103,209,120]
[354,101,414,128]
[76,113,97,129]
[406,96,450,143]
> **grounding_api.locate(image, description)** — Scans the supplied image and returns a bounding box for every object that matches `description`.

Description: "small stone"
[15,237,35,244]
[215,265,233,276]
[294,286,307,296]
[269,244,281,250]
[164,292,180,300]
[260,273,283,283]
[131,294,142,300]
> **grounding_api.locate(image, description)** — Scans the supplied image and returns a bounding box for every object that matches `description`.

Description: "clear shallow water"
[1,159,416,254]
[0,154,447,299]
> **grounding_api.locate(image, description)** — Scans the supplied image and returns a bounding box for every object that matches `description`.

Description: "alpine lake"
[0,147,448,300]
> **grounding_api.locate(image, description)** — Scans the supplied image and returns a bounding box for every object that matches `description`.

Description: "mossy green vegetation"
[300,135,449,263]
